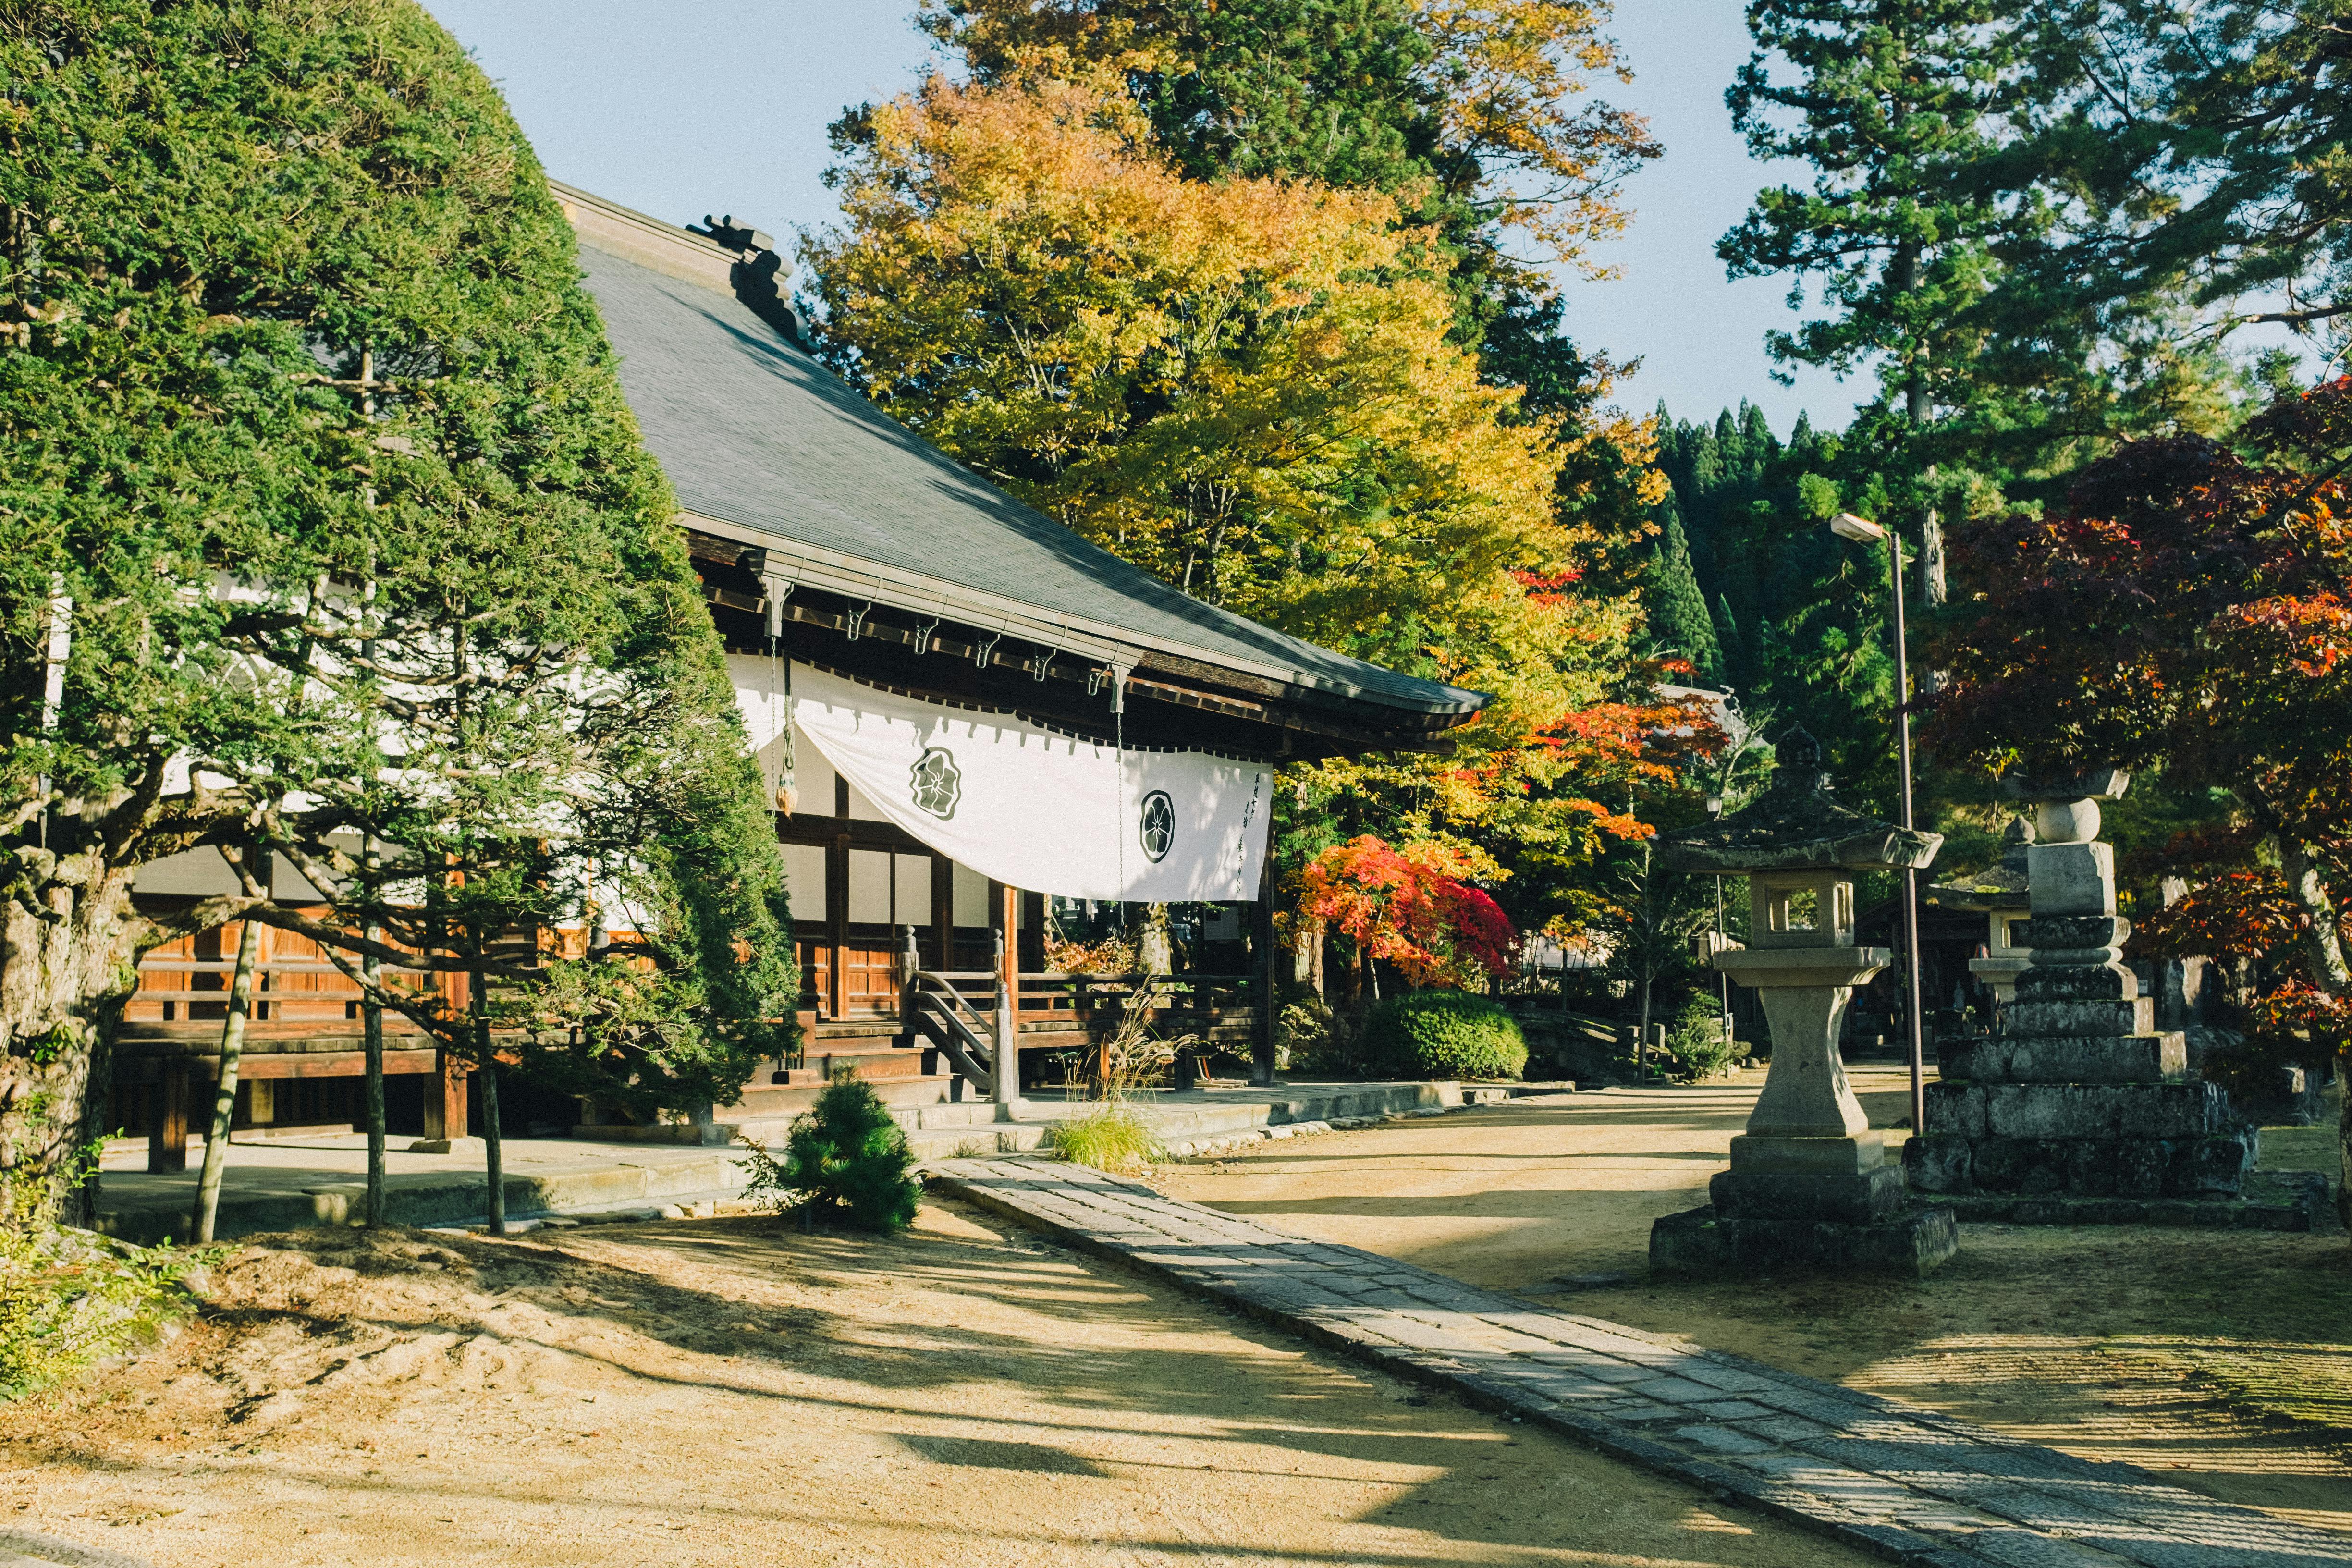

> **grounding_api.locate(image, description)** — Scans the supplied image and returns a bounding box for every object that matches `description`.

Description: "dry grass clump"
[1052,980,1190,1175]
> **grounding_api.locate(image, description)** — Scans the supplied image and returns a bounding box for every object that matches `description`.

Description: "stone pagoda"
[1649,731,1959,1276]
[1903,771,2265,1220]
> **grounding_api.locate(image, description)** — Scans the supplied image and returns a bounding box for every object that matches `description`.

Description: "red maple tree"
[1298,836,1519,991]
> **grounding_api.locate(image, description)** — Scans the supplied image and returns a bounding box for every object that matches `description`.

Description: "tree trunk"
[1138,903,1173,975]
[1892,241,1947,612]
[362,932,385,1227]
[192,915,261,1244]
[472,962,504,1236]
[1636,967,1653,1078]
[2276,836,2352,991]
[0,843,150,1226]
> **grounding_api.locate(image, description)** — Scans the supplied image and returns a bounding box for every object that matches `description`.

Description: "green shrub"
[1052,1105,1166,1174]
[741,1074,919,1232]
[0,1142,210,1400]
[1278,989,1371,1075]
[1364,991,1528,1080]
[1664,994,1747,1082]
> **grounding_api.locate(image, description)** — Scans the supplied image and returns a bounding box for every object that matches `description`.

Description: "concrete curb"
[96,1152,749,1245]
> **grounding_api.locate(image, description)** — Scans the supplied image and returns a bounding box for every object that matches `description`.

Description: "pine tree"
[0,0,795,1215]
[1719,0,2035,605]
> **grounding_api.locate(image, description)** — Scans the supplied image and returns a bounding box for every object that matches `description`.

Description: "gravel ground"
[1155,1066,2352,1539]
[0,1202,1875,1568]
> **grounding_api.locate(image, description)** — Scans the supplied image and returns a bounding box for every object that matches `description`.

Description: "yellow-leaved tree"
[805,70,1693,894]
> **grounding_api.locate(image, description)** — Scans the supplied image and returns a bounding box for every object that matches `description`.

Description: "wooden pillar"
[147,1059,190,1174]
[421,1049,467,1142]
[1250,853,1278,1087]
[931,850,953,971]
[826,829,849,1020]
[993,881,1020,1104]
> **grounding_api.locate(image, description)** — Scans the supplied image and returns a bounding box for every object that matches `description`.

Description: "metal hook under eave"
[845,601,870,642]
[1032,650,1055,683]
[911,614,940,654]
[973,626,1005,671]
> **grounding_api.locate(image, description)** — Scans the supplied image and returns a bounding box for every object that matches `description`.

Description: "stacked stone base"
[1905,1080,2256,1199]
[1650,1158,1959,1277]
[1919,1171,2328,1230]
[1651,1203,1958,1277]
[1904,911,2286,1228]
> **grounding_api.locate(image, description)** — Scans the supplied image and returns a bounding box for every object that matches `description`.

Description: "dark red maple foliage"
[1926,380,2352,997]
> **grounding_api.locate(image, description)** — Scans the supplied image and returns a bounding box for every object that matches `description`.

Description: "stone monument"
[1903,771,2274,1221]
[1649,731,1959,1276]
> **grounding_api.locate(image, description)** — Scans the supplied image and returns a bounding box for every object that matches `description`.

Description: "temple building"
[107,186,1485,1157]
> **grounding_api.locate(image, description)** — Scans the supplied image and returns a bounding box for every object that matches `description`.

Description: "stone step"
[783,1048,933,1084]
[2004,994,2154,1038]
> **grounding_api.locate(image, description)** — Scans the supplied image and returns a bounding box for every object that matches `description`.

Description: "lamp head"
[1830,512,1886,543]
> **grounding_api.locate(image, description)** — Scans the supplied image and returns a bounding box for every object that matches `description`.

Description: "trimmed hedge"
[1364,991,1528,1081]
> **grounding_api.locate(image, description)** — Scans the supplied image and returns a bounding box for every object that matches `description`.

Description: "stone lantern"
[1649,730,1960,1276]
[1927,816,2035,1005]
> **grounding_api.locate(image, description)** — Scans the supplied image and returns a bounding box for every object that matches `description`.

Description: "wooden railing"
[900,972,995,1098]
[127,953,432,1030]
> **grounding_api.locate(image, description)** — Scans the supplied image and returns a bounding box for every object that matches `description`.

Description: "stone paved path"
[930,1157,2352,1568]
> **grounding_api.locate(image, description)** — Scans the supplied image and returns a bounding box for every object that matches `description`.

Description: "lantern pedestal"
[1651,944,1959,1278]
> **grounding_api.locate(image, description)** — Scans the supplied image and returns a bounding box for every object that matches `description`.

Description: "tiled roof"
[575,241,1484,721]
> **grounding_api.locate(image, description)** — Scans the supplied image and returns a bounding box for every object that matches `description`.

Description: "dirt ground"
[1,1205,1879,1568]
[1157,1067,2352,1539]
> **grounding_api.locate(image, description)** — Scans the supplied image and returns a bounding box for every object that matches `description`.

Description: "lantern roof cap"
[1659,728,1942,874]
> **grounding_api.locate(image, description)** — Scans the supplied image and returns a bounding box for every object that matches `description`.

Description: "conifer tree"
[1719,0,2032,604]
[1644,505,1723,685]
[0,0,794,1216]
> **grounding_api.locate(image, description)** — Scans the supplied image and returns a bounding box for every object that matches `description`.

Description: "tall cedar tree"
[1644,501,1723,685]
[1650,402,1906,808]
[1722,0,2041,604]
[2003,0,2352,350]
[0,0,795,1217]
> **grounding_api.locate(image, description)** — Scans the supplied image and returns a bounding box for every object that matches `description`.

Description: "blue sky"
[423,0,1867,436]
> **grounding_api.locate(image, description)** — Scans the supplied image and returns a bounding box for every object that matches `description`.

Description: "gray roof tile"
[577,244,1482,719]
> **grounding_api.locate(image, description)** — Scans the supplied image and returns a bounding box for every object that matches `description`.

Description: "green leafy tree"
[0,0,793,1219]
[2002,0,2352,354]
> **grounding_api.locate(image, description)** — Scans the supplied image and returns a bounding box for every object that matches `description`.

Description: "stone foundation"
[1908,834,2283,1228]
[1650,1202,1958,1277]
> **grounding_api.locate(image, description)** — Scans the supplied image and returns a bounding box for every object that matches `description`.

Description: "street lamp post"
[1830,512,1928,1137]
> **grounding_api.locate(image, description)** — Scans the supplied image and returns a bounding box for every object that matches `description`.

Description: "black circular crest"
[1138,790,1175,862]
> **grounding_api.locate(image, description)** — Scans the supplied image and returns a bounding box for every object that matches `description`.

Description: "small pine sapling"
[747,1074,919,1233]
